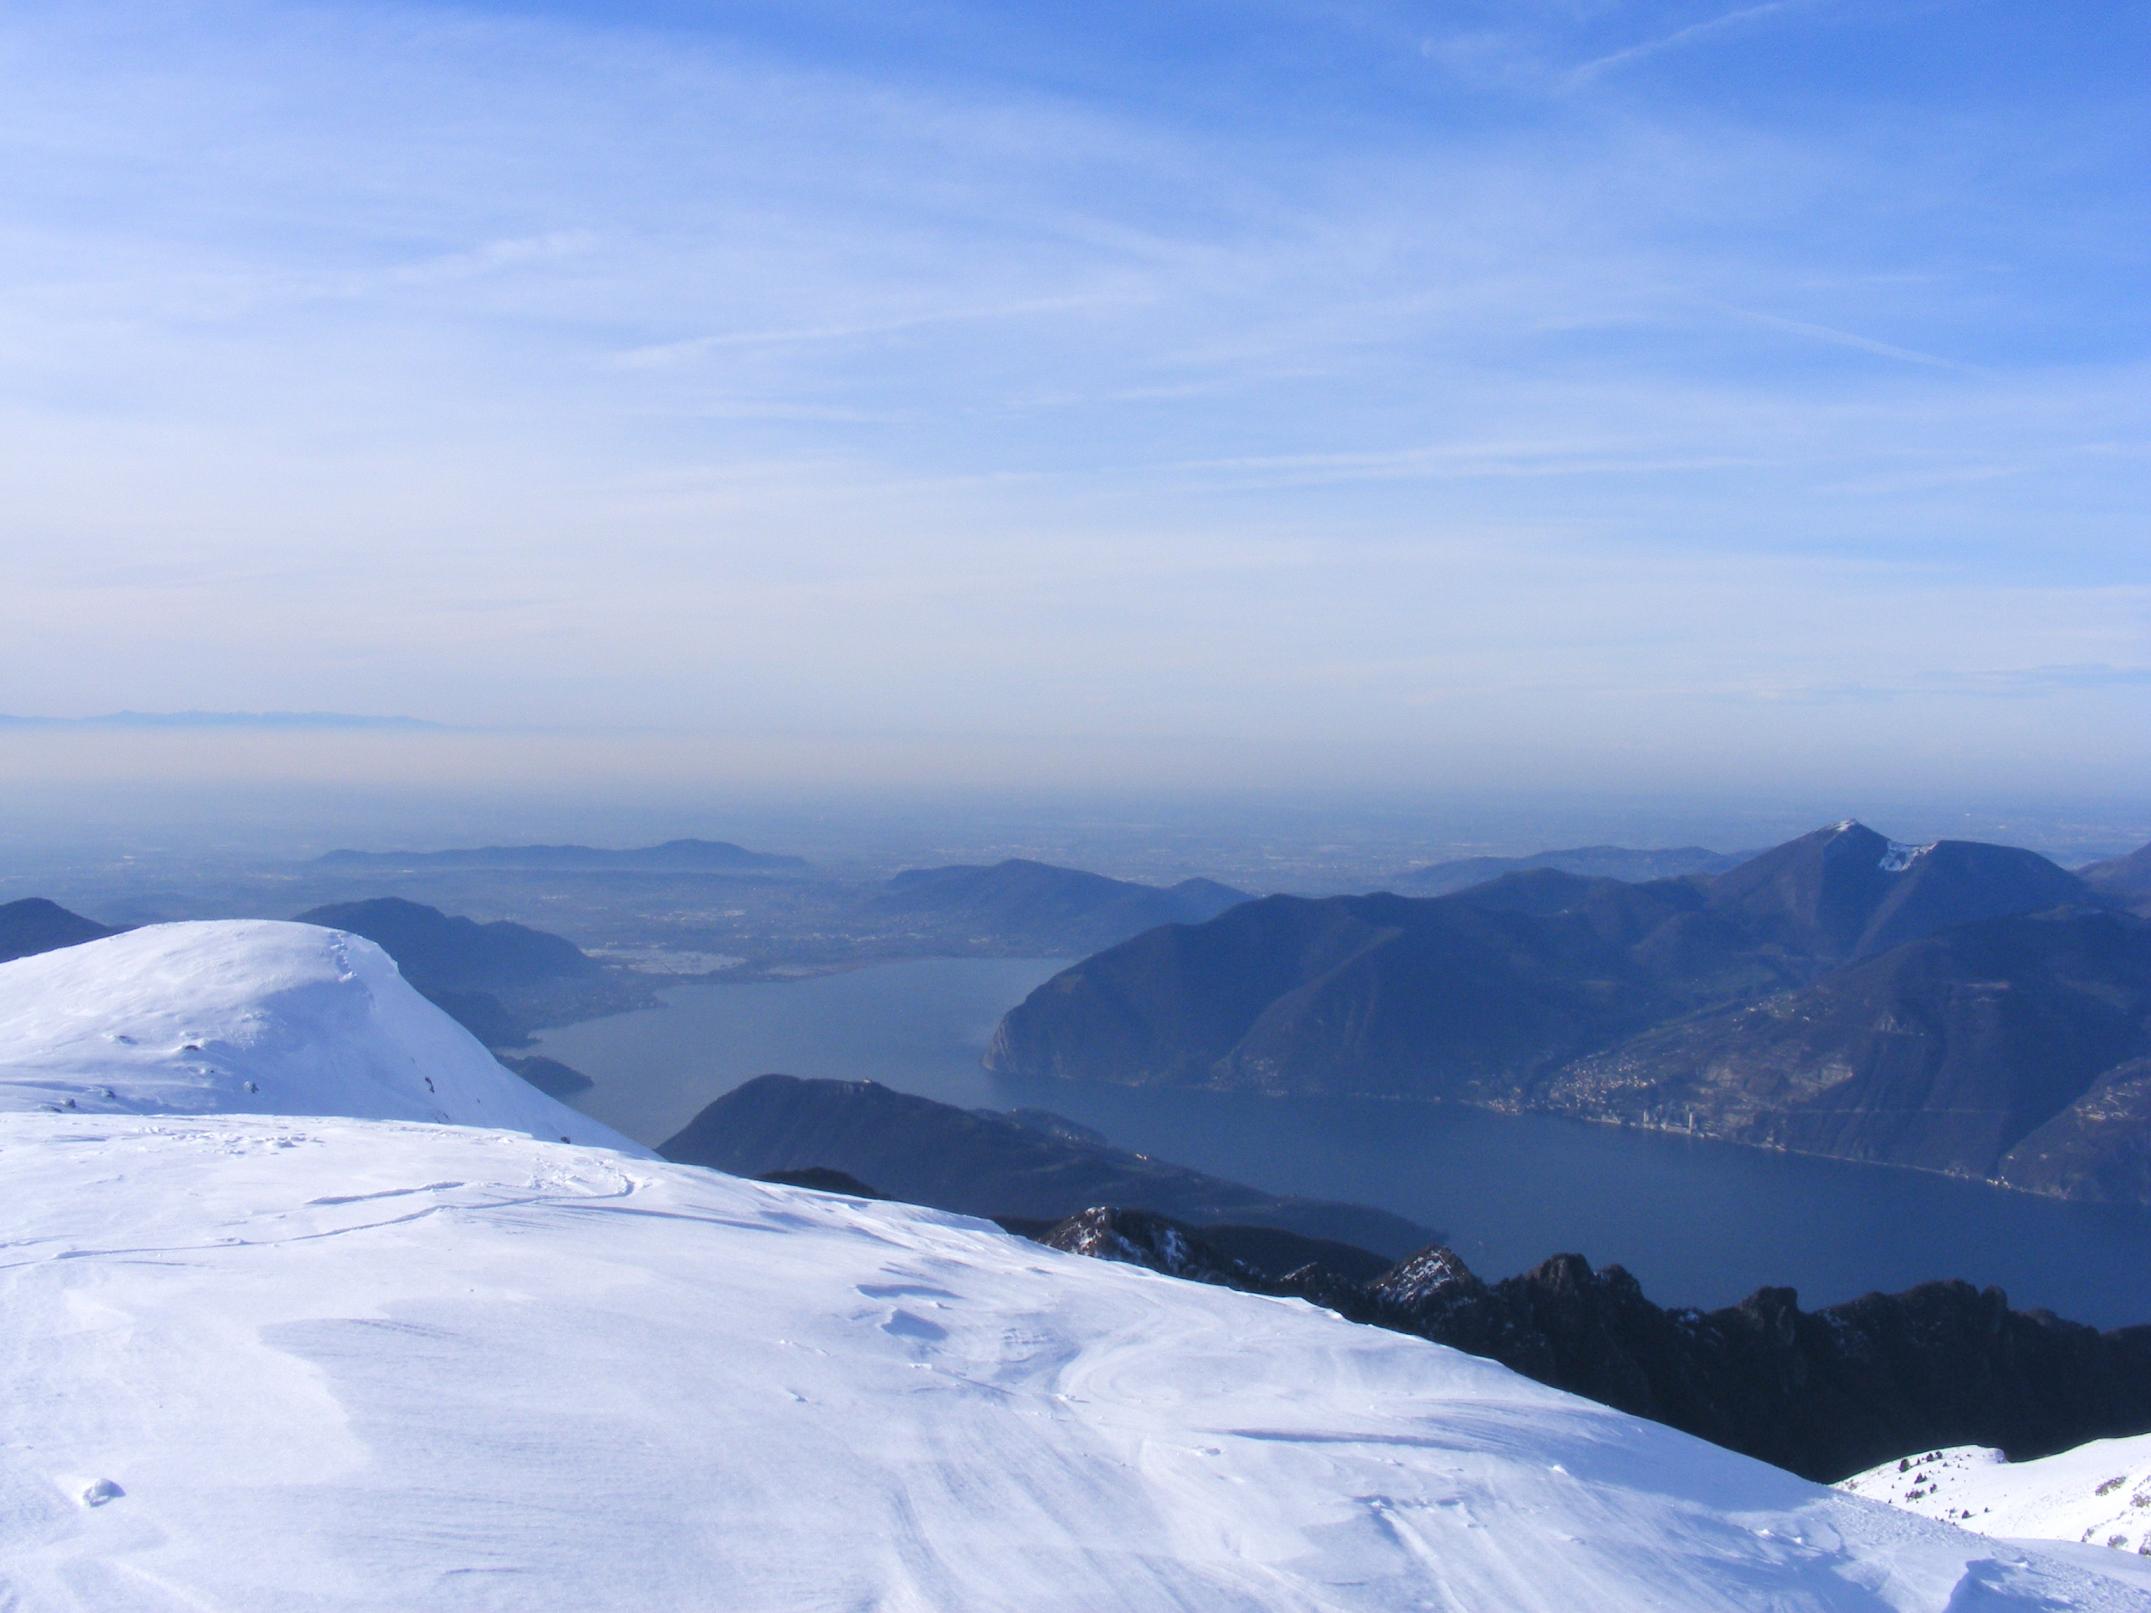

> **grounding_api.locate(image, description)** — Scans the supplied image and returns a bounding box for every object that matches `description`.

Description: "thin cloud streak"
[1566,0,1831,86]
[1726,307,1975,373]
[609,290,1139,370]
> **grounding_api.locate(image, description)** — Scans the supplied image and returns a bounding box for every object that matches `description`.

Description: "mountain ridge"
[875,858,1247,953]
[1393,843,1745,897]
[988,821,2137,1199]
[293,896,650,1045]
[0,897,118,965]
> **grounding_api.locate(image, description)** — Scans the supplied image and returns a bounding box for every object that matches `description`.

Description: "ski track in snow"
[2,922,2149,1610]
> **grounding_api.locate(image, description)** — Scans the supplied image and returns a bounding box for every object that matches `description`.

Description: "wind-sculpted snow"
[5,1119,2150,1610]
[0,920,642,1153]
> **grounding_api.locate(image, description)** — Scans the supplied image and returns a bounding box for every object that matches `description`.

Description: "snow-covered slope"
[3,922,2148,1610]
[9,1117,2151,1612]
[0,920,641,1153]
[1840,1437,2151,1557]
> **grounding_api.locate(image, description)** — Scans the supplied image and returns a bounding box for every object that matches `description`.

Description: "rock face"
[1036,1207,1265,1285]
[1034,1205,1398,1288]
[0,898,116,965]
[874,858,1247,954]
[989,822,2150,1201]
[1034,1210,2151,1484]
[658,1073,1433,1256]
[293,897,647,1046]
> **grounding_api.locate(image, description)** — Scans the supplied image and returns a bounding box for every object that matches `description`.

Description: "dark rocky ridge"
[1034,1207,2151,1484]
[659,1073,1433,1256]
[0,898,118,965]
[990,822,2146,1201]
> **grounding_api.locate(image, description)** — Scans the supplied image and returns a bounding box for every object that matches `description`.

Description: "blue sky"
[2,0,2146,802]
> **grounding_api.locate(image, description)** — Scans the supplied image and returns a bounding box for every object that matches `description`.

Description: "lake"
[533,956,2151,1326]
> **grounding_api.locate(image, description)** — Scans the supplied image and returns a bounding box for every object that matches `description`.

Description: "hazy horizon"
[3,721,2144,882]
[5,2,2147,806]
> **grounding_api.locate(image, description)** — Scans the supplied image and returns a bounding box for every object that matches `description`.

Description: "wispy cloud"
[383,231,598,287]
[1567,0,1831,86]
[608,291,1137,370]
[1723,307,1974,372]
[1173,440,1767,489]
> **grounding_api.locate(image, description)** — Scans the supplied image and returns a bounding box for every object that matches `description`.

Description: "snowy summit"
[0,920,641,1151]
[2,922,2148,1610]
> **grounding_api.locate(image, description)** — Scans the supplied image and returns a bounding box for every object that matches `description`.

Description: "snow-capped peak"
[0,920,643,1154]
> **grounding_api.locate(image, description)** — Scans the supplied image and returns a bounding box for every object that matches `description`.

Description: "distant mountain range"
[990,821,2151,1203]
[314,838,807,873]
[1392,844,1746,897]
[875,858,1247,955]
[293,897,650,1046]
[659,1073,1431,1259]
[0,898,117,965]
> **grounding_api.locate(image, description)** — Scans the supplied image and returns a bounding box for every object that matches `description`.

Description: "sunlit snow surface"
[1841,1437,2151,1558]
[0,921,642,1153]
[3,925,2148,1610]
